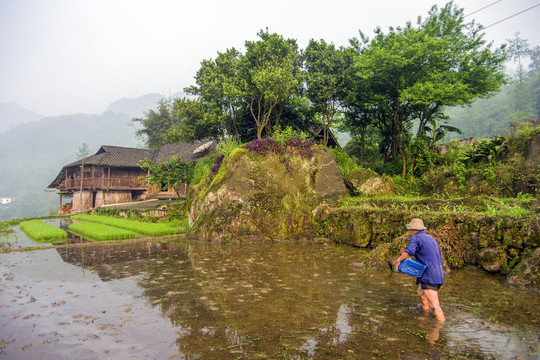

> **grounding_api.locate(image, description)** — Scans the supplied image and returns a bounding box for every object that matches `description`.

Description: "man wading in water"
[395,218,446,322]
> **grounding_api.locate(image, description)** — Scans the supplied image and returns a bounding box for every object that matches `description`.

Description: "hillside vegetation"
[0,109,141,221]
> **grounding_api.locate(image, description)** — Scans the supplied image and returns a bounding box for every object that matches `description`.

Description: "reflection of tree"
[138,241,354,358]
[139,243,238,358]
[55,240,185,281]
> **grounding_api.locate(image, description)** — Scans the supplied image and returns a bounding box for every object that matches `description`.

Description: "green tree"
[529,46,540,73]
[166,98,223,143]
[506,33,534,116]
[132,98,179,149]
[339,45,378,165]
[507,32,531,85]
[138,157,194,198]
[236,29,303,139]
[186,48,243,137]
[303,39,349,146]
[354,1,507,176]
[75,142,91,211]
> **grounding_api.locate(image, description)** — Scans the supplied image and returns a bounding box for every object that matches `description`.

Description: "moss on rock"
[189,145,348,242]
[344,169,395,197]
[506,248,540,290]
[478,248,508,272]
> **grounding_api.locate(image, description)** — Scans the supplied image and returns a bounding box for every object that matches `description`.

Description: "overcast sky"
[1,0,539,117]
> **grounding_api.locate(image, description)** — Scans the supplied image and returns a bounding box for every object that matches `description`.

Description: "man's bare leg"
[423,288,445,322]
[417,285,430,310]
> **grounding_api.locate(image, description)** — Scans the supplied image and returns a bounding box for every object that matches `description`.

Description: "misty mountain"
[0,93,170,221]
[0,102,43,133]
[105,91,191,118]
[105,93,163,118]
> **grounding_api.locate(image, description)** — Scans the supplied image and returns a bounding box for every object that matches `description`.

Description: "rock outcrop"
[344,168,394,197]
[188,145,348,242]
[478,248,507,272]
[506,248,540,290]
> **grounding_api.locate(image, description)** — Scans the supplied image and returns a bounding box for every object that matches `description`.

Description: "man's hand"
[395,252,410,272]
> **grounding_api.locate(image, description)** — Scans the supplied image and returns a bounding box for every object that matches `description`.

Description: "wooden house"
[309,127,341,148]
[48,141,216,213]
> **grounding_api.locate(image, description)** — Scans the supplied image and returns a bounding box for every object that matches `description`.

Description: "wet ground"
[0,222,539,359]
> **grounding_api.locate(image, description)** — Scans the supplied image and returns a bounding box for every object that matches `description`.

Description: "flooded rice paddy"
[1,220,539,359]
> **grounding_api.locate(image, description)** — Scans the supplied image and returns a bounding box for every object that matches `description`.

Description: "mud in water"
[0,235,539,359]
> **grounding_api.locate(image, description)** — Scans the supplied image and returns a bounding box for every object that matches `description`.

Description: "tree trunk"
[401,146,407,178]
[360,126,366,164]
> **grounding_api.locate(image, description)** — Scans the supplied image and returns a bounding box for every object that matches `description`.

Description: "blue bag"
[398,258,427,277]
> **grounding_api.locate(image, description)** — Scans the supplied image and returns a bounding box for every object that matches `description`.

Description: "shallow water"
[2,219,88,249]
[0,236,539,359]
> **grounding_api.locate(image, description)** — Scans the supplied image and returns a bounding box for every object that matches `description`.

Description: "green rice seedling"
[69,222,137,241]
[19,220,67,242]
[168,218,189,233]
[71,214,178,236]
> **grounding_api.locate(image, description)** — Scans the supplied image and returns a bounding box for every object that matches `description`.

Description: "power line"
[465,0,503,17]
[483,3,540,29]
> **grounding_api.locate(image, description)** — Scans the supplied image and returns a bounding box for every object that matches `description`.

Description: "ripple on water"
[0,239,538,359]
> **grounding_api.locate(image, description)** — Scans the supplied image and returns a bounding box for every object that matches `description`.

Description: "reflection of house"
[55,240,188,281]
[48,141,216,213]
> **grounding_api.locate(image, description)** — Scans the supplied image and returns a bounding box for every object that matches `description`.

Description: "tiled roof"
[63,145,155,168]
[152,140,216,164]
[47,141,217,189]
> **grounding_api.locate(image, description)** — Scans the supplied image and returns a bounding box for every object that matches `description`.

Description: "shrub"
[242,137,314,159]
[216,137,241,156]
[481,165,497,186]
[332,147,362,177]
[272,125,309,145]
[451,162,467,187]
[242,138,282,156]
[211,154,225,174]
[508,123,540,156]
[191,156,215,185]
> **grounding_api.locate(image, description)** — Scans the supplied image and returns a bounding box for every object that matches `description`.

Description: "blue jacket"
[405,230,444,285]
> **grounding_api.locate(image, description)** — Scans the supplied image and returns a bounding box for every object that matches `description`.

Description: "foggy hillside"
[0,102,43,133]
[105,92,190,118]
[105,93,163,118]
[0,94,171,221]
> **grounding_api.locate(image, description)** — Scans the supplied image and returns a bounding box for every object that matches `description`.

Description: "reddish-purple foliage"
[242,138,283,156]
[242,137,315,175]
[211,154,225,174]
[284,138,314,159]
[242,138,314,159]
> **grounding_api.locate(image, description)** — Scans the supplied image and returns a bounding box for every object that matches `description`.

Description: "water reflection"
[56,240,185,281]
[1,238,539,359]
[135,241,539,359]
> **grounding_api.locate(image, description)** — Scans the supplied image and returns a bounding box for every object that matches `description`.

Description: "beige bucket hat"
[405,218,427,230]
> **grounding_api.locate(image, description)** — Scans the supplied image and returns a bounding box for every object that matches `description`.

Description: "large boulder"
[506,248,540,290]
[524,133,540,170]
[188,145,348,242]
[344,168,394,197]
[478,248,507,272]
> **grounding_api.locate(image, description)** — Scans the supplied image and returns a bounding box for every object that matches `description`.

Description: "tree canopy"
[352,1,507,175]
[133,1,513,178]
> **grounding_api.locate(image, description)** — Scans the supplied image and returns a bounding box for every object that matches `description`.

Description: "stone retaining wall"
[314,204,540,288]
